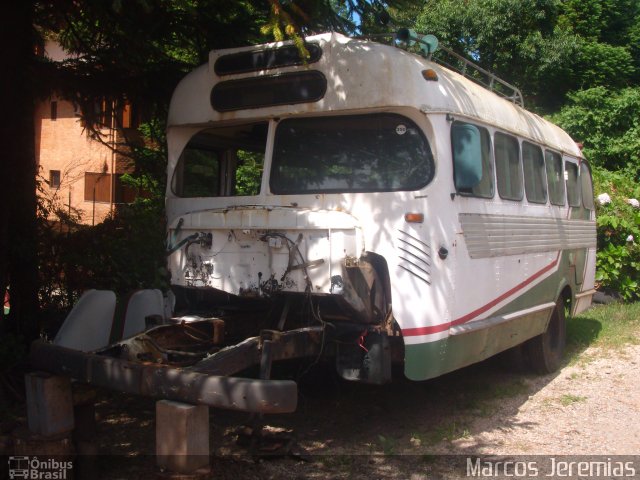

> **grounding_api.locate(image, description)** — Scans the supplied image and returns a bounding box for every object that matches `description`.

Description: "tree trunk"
[1,1,39,339]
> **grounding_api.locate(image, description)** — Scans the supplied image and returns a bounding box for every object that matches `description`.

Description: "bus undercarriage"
[30,267,403,415]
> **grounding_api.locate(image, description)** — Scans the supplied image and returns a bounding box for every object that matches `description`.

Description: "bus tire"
[523,297,566,374]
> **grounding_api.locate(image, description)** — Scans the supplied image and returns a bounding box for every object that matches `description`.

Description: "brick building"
[35,40,138,225]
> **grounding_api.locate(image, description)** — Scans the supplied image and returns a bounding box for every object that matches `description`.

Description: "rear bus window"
[211,71,327,112]
[565,161,581,207]
[174,147,221,197]
[545,150,565,206]
[522,142,547,204]
[172,123,268,197]
[495,133,522,201]
[270,114,435,194]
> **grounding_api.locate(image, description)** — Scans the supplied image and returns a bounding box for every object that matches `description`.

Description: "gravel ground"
[443,345,640,456]
[80,341,640,479]
[4,333,638,479]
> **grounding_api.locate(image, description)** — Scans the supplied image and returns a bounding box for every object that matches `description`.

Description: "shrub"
[592,166,640,301]
[550,87,640,174]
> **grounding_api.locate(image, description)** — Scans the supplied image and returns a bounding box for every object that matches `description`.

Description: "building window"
[84,172,111,202]
[94,99,113,126]
[83,173,141,204]
[122,101,132,128]
[49,170,61,189]
[51,101,57,121]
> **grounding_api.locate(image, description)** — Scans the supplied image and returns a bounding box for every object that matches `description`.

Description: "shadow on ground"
[1,314,605,479]
[89,354,579,478]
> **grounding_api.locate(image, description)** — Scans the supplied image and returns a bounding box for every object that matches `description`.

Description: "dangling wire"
[358,329,369,352]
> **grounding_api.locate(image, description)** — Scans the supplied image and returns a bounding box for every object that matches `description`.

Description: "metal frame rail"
[29,325,328,414]
[355,32,524,107]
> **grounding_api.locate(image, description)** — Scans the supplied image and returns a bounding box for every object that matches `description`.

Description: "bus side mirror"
[452,123,483,190]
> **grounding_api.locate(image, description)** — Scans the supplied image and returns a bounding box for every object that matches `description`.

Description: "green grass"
[413,419,473,446]
[567,302,640,356]
[377,434,397,455]
[558,393,587,406]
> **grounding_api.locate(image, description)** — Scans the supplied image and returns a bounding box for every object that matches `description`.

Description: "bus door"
[565,157,586,285]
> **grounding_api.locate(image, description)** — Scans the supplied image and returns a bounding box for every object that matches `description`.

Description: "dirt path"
[446,345,640,456]
[88,341,640,478]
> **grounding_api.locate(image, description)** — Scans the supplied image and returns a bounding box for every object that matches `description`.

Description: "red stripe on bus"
[402,254,560,337]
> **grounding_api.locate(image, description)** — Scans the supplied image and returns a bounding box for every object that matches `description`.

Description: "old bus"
[164,31,596,386]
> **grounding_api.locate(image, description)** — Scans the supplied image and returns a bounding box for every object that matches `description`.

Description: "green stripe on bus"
[403,247,587,380]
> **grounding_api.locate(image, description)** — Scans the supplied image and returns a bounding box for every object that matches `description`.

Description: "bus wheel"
[523,297,566,374]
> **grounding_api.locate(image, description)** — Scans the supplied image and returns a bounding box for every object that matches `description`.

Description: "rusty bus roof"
[167,32,581,157]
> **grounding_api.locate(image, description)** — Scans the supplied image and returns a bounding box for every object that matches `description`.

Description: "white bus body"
[165,32,596,382]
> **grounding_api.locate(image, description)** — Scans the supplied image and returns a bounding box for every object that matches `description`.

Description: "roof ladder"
[355,31,524,107]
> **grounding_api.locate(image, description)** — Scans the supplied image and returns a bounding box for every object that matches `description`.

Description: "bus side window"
[545,150,565,206]
[565,161,581,207]
[451,121,494,198]
[173,147,221,197]
[580,162,595,210]
[495,132,522,201]
[522,141,547,204]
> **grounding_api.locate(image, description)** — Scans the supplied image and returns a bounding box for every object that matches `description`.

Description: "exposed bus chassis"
[30,307,397,413]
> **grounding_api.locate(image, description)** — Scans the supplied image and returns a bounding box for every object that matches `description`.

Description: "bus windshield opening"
[270,113,435,194]
[172,122,268,197]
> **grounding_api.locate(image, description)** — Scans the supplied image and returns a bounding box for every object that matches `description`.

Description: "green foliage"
[414,0,577,107]
[38,200,169,316]
[591,167,640,301]
[558,0,639,45]
[558,393,587,406]
[550,87,640,173]
[411,0,640,302]
[558,0,605,39]
[567,301,640,350]
[412,0,639,108]
[571,40,636,89]
[376,434,397,455]
[127,118,169,199]
[235,150,263,196]
[630,19,640,80]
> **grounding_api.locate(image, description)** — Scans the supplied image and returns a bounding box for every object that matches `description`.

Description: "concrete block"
[25,372,74,436]
[156,400,209,473]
